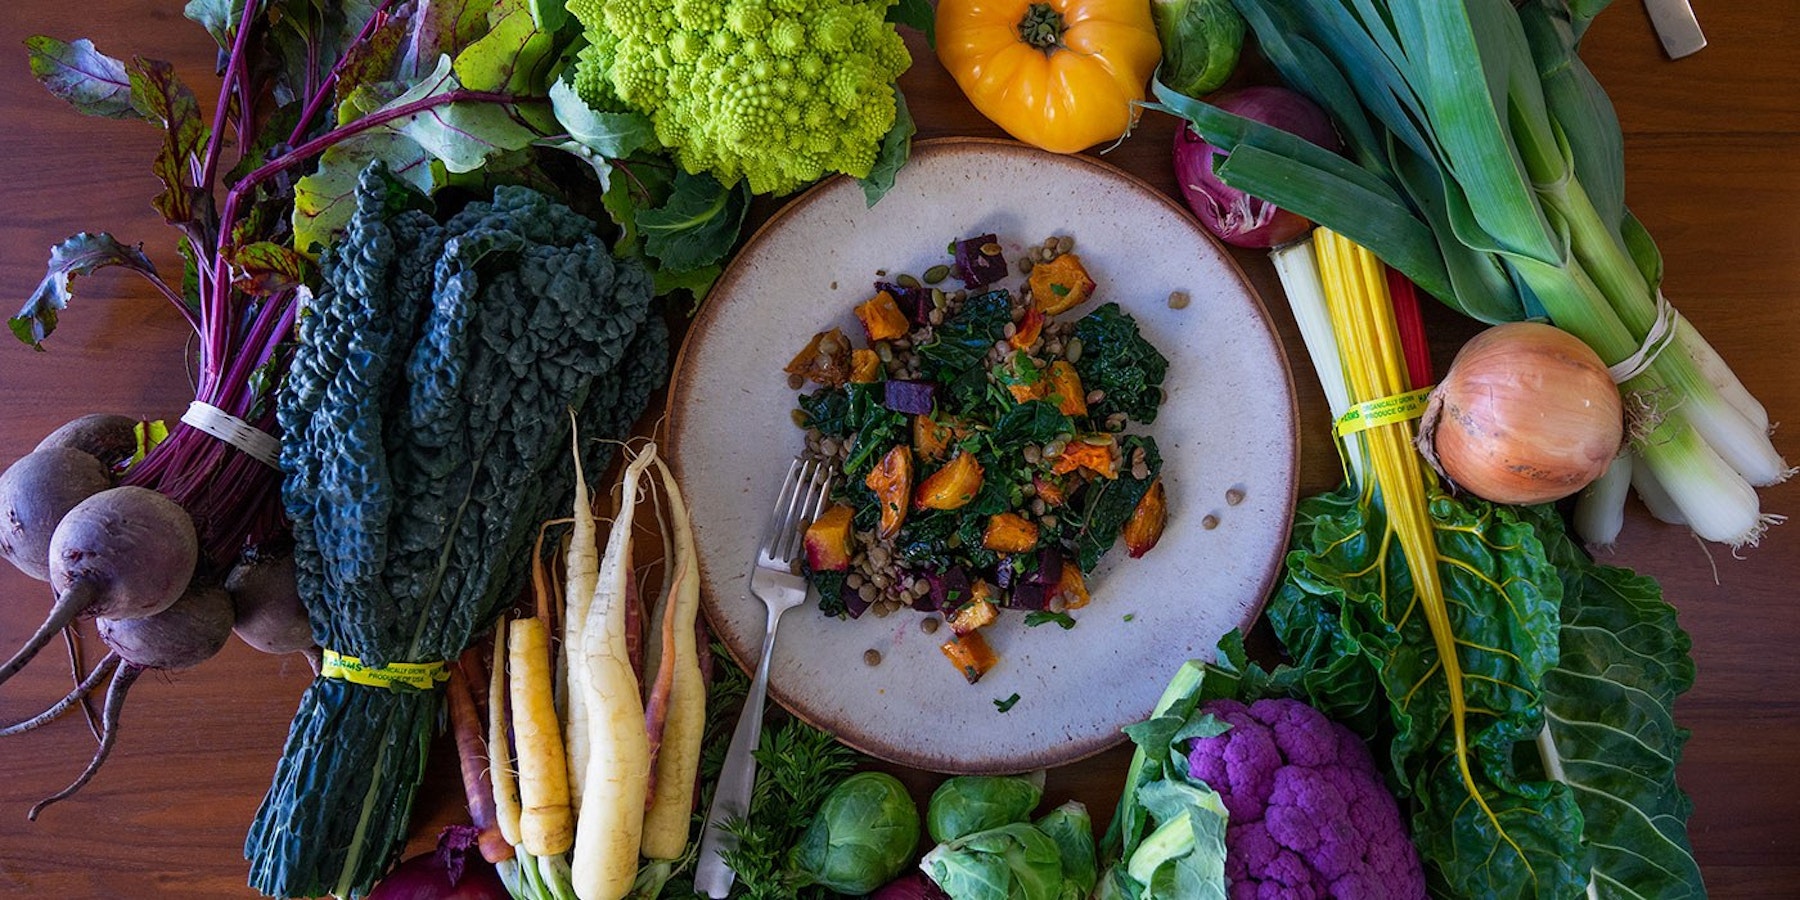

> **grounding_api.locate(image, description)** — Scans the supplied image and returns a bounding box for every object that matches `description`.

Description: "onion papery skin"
[1420,322,1624,505]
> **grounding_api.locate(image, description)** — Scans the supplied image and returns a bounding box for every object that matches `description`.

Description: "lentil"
[1167,290,1190,310]
[863,649,882,666]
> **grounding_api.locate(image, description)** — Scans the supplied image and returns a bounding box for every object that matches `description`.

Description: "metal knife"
[1645,0,1707,59]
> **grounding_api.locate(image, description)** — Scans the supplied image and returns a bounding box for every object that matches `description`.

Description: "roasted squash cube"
[1032,474,1068,507]
[1046,361,1087,417]
[784,328,852,386]
[864,445,913,539]
[849,348,882,383]
[915,452,985,511]
[947,594,999,635]
[1050,436,1120,479]
[1010,308,1045,349]
[940,631,999,684]
[855,290,910,342]
[804,504,855,572]
[1123,478,1167,559]
[1054,563,1091,610]
[914,413,958,461]
[1029,253,1097,315]
[983,512,1040,553]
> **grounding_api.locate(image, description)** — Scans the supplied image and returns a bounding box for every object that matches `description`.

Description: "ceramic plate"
[666,139,1297,773]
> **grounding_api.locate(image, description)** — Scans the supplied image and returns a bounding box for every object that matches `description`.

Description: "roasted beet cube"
[926,565,972,611]
[845,590,872,619]
[1027,546,1064,587]
[883,379,938,415]
[877,281,934,325]
[1006,581,1049,611]
[953,234,1008,287]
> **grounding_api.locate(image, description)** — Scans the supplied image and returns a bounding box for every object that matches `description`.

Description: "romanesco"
[568,0,911,195]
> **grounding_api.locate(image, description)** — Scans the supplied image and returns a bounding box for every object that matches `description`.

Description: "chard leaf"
[1526,505,1704,899]
[637,169,750,275]
[651,263,722,304]
[452,0,557,94]
[1270,486,1586,898]
[860,87,915,207]
[24,37,142,120]
[11,233,158,350]
[129,58,211,227]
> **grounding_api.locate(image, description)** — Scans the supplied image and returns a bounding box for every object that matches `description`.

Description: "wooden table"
[1,3,1794,897]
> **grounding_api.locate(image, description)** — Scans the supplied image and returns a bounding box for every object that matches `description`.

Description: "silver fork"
[693,456,837,897]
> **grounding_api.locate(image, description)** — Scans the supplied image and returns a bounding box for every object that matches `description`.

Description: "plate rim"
[664,136,1300,773]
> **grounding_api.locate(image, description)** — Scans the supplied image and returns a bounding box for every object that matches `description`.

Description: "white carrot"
[639,457,706,860]
[488,612,523,847]
[561,414,601,809]
[569,444,657,900]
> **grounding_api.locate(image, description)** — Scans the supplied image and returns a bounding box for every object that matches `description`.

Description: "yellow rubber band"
[1334,386,1434,438]
[319,650,449,691]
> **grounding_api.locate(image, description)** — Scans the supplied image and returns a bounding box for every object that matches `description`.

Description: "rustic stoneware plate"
[666,138,1297,773]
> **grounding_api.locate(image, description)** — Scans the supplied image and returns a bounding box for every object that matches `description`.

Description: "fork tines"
[762,457,838,565]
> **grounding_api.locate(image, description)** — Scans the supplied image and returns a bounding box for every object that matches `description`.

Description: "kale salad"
[790,233,1171,683]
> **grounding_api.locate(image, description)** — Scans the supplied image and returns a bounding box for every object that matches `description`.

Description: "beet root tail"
[0,652,118,738]
[28,663,139,820]
[0,583,97,689]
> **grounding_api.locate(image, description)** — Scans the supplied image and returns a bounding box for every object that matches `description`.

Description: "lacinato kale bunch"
[245,165,668,899]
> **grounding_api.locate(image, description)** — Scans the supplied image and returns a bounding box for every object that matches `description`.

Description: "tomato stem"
[1018,3,1067,51]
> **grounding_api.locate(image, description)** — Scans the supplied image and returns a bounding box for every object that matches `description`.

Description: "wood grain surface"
[1,3,1794,897]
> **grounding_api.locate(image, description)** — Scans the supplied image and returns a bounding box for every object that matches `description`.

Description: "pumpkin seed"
[896,273,921,289]
[924,264,951,284]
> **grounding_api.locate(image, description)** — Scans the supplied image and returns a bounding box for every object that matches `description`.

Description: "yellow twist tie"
[319,650,449,691]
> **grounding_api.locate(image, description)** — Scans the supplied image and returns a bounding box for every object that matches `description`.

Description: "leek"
[1149,0,1787,546]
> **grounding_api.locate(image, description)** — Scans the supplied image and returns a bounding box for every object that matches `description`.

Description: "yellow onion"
[1417,322,1623,505]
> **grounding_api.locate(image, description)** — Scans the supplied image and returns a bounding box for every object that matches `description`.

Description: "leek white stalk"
[1628,454,1686,526]
[1573,454,1631,548]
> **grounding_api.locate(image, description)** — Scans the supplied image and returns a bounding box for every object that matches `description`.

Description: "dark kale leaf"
[1072,303,1169,423]
[919,289,1010,373]
[1070,435,1162,572]
[993,400,1072,447]
[798,386,853,437]
[842,384,907,478]
[812,570,849,618]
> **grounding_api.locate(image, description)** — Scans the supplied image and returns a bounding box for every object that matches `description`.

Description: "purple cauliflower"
[1185,698,1425,900]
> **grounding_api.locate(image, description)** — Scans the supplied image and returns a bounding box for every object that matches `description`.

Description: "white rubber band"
[180,401,282,470]
[1608,290,1680,384]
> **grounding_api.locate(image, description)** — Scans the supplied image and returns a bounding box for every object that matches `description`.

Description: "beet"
[0,486,198,687]
[1027,546,1064,586]
[953,234,1008,287]
[876,281,934,324]
[883,379,938,415]
[0,447,115,581]
[1005,581,1048,611]
[98,582,234,671]
[226,554,315,654]
[923,565,972,612]
[35,414,142,472]
[8,581,234,820]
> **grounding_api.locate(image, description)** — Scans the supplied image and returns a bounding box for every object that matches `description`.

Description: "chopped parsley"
[994,693,1021,713]
[1025,610,1077,630]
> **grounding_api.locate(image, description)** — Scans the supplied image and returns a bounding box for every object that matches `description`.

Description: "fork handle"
[693,609,782,898]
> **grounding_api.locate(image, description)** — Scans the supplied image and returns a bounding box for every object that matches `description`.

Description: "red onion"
[367,826,509,900]
[1173,86,1343,248]
[871,870,953,900]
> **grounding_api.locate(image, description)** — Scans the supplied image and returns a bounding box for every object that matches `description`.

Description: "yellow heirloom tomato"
[936,0,1162,153]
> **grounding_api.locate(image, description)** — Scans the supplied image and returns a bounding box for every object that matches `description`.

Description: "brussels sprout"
[1035,801,1097,898]
[1151,0,1247,97]
[789,771,921,894]
[920,822,1064,900]
[925,772,1045,843]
